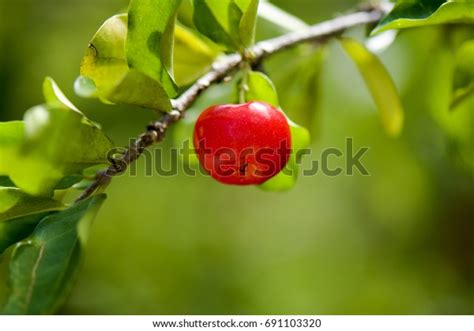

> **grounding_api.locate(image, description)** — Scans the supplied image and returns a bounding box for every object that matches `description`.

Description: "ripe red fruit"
[193,101,291,185]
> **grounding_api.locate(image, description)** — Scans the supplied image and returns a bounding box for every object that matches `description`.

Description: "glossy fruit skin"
[193,101,291,185]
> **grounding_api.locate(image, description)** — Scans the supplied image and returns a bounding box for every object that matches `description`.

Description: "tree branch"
[76,3,389,202]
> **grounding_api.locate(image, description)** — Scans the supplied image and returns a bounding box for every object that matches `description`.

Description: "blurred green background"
[0,0,473,314]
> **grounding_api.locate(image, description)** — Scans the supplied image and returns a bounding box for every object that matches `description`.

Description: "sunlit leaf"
[193,0,260,51]
[127,0,182,97]
[8,106,113,196]
[178,0,195,28]
[240,71,310,191]
[0,122,24,176]
[244,71,279,106]
[174,24,220,86]
[78,14,128,99]
[77,14,172,112]
[2,195,106,314]
[43,77,80,113]
[239,0,259,47]
[373,0,474,35]
[340,38,404,137]
[3,79,114,197]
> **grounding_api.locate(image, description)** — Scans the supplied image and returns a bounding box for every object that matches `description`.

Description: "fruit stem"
[239,62,251,104]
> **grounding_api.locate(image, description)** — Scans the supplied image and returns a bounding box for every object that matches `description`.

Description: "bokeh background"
[0,0,473,314]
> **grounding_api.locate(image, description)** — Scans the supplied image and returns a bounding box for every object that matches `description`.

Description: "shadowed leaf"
[0,187,64,254]
[0,177,15,187]
[0,213,51,255]
[2,195,106,314]
[193,0,259,51]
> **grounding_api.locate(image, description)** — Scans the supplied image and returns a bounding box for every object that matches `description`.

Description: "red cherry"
[193,101,291,185]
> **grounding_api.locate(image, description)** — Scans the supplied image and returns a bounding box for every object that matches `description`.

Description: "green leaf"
[0,213,50,255]
[2,194,106,314]
[244,71,279,106]
[104,69,172,111]
[53,175,84,191]
[193,0,260,51]
[193,0,241,50]
[239,0,259,47]
[451,84,474,109]
[77,14,172,112]
[451,39,474,110]
[340,38,404,137]
[174,24,220,86]
[127,0,182,97]
[43,77,80,113]
[178,0,195,28]
[260,120,310,192]
[268,48,325,132]
[424,44,473,171]
[0,188,64,254]
[241,71,310,191]
[0,188,64,223]
[2,79,114,197]
[11,106,113,196]
[454,36,474,78]
[0,177,15,187]
[373,0,474,35]
[0,121,24,176]
[254,3,322,131]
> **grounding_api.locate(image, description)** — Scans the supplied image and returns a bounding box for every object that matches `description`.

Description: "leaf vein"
[24,244,45,312]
